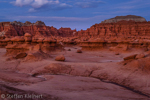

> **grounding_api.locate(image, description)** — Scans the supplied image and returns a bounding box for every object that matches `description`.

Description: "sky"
[0,0,150,30]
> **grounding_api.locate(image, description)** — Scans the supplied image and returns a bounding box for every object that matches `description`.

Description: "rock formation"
[74,15,150,51]
[0,21,76,37]
[55,55,65,61]
[0,15,150,52]
[76,21,150,37]
[2,33,63,61]
[101,15,146,23]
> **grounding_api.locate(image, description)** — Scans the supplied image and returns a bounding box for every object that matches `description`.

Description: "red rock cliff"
[0,21,76,37]
[76,21,150,37]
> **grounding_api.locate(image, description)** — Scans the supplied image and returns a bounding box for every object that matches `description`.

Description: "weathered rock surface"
[0,83,58,100]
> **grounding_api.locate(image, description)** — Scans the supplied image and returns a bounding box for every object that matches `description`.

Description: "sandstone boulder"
[135,53,145,59]
[55,55,65,61]
[15,53,27,59]
[77,49,82,53]
[68,49,71,51]
[115,53,120,55]
[124,54,137,61]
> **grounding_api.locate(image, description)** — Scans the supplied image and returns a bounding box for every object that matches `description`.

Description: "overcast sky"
[0,0,150,30]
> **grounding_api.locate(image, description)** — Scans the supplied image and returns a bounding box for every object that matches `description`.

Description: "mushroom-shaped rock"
[24,33,32,37]
[55,55,65,61]
[77,49,82,53]
[24,33,32,42]
[124,54,137,61]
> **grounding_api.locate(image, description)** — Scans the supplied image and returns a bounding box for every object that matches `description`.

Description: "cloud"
[31,0,59,8]
[11,0,72,11]
[115,6,135,10]
[75,1,104,8]
[28,8,36,12]
[12,0,33,6]
[8,16,89,22]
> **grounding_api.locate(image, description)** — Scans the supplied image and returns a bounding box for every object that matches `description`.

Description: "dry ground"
[0,47,149,100]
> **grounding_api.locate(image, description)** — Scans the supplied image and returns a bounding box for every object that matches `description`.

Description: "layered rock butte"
[1,15,150,100]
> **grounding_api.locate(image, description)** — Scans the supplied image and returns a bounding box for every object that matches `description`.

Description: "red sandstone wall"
[1,21,150,38]
[76,21,150,37]
[0,22,76,37]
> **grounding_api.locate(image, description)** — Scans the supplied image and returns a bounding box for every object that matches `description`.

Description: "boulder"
[135,53,145,59]
[77,49,82,53]
[55,55,65,61]
[15,53,27,59]
[115,53,120,55]
[68,49,71,51]
[124,54,137,61]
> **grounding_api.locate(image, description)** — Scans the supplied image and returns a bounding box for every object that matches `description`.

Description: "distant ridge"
[101,15,146,23]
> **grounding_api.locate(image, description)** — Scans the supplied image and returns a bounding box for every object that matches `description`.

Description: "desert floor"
[0,47,149,100]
